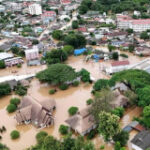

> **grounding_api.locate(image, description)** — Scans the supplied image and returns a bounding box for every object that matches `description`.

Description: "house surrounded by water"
[15,96,56,128]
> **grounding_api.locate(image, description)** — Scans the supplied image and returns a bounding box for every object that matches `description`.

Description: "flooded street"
[0,54,145,150]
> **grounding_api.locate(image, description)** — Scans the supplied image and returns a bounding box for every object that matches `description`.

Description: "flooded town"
[0,0,150,150]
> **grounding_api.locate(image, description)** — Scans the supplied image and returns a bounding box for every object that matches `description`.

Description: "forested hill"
[79,0,150,14]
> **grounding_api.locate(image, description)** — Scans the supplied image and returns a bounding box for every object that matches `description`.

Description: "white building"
[105,60,130,75]
[29,4,42,15]
[117,14,150,32]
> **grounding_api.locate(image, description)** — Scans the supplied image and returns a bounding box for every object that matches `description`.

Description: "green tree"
[32,40,39,45]
[128,45,135,53]
[0,83,11,97]
[42,136,61,150]
[126,28,133,34]
[90,89,115,122]
[72,20,79,29]
[36,131,48,144]
[59,125,69,135]
[112,107,124,118]
[0,143,9,150]
[112,52,119,60]
[10,130,20,139]
[140,31,149,39]
[0,60,5,69]
[93,79,109,91]
[108,45,116,52]
[136,86,150,107]
[114,141,121,150]
[142,106,150,128]
[64,33,86,48]
[45,49,68,64]
[10,98,20,106]
[98,111,120,141]
[36,64,77,85]
[6,104,17,113]
[113,130,129,146]
[63,45,74,55]
[79,68,90,82]
[68,106,78,115]
[52,30,63,40]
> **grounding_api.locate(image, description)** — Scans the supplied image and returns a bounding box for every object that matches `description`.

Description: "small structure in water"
[15,96,56,128]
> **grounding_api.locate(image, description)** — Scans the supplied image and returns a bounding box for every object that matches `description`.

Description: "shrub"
[100,145,105,150]
[17,64,22,68]
[15,84,27,96]
[120,53,128,58]
[6,104,17,113]
[36,131,48,144]
[0,60,5,69]
[72,81,80,87]
[68,106,78,115]
[59,84,68,90]
[86,99,93,105]
[79,69,90,82]
[49,89,56,94]
[10,98,20,106]
[10,130,20,139]
[59,125,69,135]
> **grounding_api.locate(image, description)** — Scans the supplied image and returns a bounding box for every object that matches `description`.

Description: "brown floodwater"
[0,54,144,150]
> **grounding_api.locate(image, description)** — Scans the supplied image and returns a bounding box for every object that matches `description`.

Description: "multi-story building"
[29,3,42,15]
[117,14,150,32]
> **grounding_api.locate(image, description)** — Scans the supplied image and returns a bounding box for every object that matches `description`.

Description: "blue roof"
[123,126,132,132]
[93,54,99,59]
[74,48,87,55]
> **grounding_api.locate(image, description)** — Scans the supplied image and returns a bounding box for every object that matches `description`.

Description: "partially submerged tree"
[98,111,120,141]
[36,64,77,85]
[113,130,129,146]
[0,83,11,97]
[89,88,115,122]
[45,49,68,65]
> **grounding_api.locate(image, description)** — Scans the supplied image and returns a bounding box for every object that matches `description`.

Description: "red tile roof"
[134,124,146,132]
[111,60,130,67]
[78,27,87,32]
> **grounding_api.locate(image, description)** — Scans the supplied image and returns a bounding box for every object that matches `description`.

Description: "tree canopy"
[29,132,95,150]
[36,64,77,85]
[64,33,86,48]
[90,88,115,122]
[0,83,11,97]
[52,30,64,40]
[44,49,68,65]
[98,111,120,141]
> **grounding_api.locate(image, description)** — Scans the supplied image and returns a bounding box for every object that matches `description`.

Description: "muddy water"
[120,107,142,150]
[0,61,47,77]
[0,55,144,150]
[66,55,110,80]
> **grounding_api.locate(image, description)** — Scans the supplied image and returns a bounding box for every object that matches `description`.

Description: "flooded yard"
[0,54,144,150]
